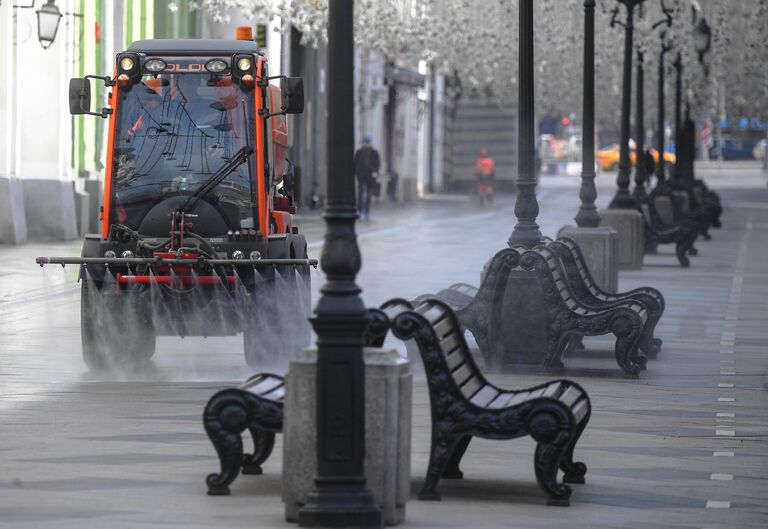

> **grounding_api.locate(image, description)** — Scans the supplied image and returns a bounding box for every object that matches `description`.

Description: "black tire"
[81,280,156,371]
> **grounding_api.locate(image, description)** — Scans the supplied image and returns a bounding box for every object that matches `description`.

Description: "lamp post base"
[299,488,382,528]
[607,189,638,209]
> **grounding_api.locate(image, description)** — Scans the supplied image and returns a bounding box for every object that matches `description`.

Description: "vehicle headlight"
[206,59,228,73]
[249,251,261,260]
[122,250,135,258]
[232,250,245,260]
[237,57,252,71]
[104,250,116,258]
[119,57,135,71]
[144,58,167,73]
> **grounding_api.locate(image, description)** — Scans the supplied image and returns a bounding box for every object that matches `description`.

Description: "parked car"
[595,140,676,171]
[708,138,757,160]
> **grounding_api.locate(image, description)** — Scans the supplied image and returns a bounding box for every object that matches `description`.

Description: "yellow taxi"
[596,140,676,171]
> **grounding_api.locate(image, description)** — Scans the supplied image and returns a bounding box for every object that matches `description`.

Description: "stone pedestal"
[654,195,674,225]
[22,179,78,241]
[599,209,644,270]
[673,190,689,213]
[283,348,412,526]
[557,226,618,292]
[496,269,550,366]
[0,176,27,244]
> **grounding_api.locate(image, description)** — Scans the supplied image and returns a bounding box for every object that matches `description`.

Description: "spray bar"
[35,256,318,268]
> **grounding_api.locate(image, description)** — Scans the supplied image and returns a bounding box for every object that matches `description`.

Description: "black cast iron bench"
[515,245,649,376]
[653,183,713,240]
[637,196,699,267]
[203,373,285,495]
[549,237,665,358]
[369,297,591,506]
[417,247,649,376]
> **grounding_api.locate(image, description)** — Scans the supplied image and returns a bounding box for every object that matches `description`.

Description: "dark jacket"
[354,146,380,182]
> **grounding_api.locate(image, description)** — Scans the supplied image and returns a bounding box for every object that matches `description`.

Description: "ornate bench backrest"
[551,238,603,298]
[391,298,489,402]
[522,245,583,313]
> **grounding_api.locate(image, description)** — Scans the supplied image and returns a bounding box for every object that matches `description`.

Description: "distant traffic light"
[256,24,267,48]
[561,116,570,126]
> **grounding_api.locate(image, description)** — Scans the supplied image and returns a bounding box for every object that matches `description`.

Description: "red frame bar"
[116,274,237,285]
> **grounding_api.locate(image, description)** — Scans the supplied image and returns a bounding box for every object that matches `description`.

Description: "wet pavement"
[1,165,767,528]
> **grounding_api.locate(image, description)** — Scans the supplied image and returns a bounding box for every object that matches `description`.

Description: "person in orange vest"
[475,149,495,205]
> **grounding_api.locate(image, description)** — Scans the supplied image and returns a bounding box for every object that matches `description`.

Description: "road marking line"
[720,359,734,363]
[717,397,735,402]
[720,371,735,376]
[716,430,735,436]
[705,501,731,509]
[718,383,734,388]
[713,452,734,457]
[716,419,734,423]
[711,474,734,481]
[716,412,735,417]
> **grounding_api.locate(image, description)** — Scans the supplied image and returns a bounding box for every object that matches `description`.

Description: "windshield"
[111,66,256,234]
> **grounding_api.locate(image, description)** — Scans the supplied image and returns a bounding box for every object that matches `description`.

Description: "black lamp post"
[36,0,62,50]
[575,0,601,228]
[672,9,711,183]
[508,0,542,247]
[298,0,382,527]
[655,31,672,184]
[632,49,648,200]
[608,0,646,210]
[672,51,683,181]
[693,16,712,77]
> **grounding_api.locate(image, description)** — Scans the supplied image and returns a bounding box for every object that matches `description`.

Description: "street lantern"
[694,17,711,74]
[36,0,62,50]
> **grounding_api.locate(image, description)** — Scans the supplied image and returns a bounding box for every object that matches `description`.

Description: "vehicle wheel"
[81,281,156,371]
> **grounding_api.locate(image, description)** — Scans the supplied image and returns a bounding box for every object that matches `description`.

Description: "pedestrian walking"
[354,135,380,220]
[475,148,495,205]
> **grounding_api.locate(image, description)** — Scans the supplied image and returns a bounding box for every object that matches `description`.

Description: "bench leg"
[203,391,250,496]
[544,334,569,369]
[638,328,660,360]
[531,415,572,506]
[242,429,275,475]
[560,419,589,485]
[611,318,644,378]
[442,435,471,480]
[420,434,463,501]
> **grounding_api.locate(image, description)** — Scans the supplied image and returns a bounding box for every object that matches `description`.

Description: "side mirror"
[69,76,113,118]
[280,77,304,114]
[69,78,91,115]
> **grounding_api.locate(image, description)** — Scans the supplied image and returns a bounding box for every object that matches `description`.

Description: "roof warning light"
[236,26,253,41]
